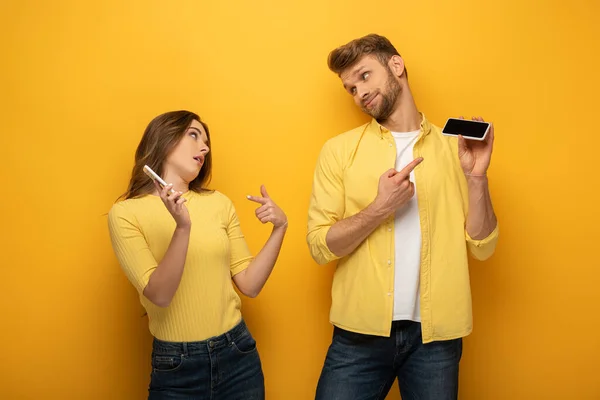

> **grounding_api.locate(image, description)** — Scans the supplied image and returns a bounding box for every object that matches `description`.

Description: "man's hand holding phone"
[455,116,495,177]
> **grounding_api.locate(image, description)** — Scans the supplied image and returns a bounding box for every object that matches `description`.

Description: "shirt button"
[387,292,392,296]
[387,259,391,265]
[389,143,393,147]
[388,227,392,232]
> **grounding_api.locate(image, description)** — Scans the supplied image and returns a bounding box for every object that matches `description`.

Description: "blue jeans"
[315,321,462,400]
[148,319,264,400]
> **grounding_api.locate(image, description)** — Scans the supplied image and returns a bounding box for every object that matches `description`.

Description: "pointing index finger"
[246,195,268,205]
[397,157,423,178]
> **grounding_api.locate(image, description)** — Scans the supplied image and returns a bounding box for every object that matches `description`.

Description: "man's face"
[340,55,401,122]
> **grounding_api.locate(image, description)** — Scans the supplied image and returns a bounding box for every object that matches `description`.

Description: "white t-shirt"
[391,130,422,322]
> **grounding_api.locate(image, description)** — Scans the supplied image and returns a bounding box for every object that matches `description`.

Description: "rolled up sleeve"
[307,140,345,265]
[466,224,499,261]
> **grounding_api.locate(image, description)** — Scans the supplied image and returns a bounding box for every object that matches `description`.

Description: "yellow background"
[1,0,599,399]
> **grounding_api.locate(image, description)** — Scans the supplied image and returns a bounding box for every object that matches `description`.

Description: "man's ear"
[388,55,406,78]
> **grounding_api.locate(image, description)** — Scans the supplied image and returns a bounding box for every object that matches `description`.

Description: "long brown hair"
[120,110,213,200]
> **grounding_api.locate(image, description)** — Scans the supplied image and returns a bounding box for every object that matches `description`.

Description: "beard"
[362,67,401,123]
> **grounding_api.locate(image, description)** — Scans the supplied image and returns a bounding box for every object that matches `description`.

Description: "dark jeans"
[315,320,462,400]
[148,319,264,400]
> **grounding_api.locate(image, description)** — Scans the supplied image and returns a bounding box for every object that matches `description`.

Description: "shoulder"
[107,196,155,226]
[107,199,135,231]
[423,119,458,149]
[424,121,463,172]
[108,198,134,219]
[325,122,370,148]
[318,122,370,161]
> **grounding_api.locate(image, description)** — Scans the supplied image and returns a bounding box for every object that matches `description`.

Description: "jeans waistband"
[152,319,249,356]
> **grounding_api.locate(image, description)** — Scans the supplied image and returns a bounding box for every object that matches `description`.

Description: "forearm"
[235,224,287,298]
[326,201,388,258]
[466,175,497,240]
[143,226,191,307]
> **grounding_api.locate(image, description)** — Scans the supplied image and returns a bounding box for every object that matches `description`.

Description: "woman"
[108,110,287,399]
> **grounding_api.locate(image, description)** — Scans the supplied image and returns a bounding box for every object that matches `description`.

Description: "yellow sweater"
[107,190,253,342]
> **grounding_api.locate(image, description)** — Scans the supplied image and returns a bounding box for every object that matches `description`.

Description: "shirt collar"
[368,112,432,138]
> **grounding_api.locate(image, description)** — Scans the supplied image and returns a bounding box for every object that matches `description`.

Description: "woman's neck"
[158,170,190,194]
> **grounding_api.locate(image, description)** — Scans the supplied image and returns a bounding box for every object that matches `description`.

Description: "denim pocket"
[152,354,185,373]
[231,332,257,355]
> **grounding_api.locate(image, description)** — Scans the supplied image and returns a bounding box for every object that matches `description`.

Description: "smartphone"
[143,165,176,195]
[441,118,490,141]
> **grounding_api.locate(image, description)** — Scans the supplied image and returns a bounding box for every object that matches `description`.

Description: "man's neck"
[379,89,422,133]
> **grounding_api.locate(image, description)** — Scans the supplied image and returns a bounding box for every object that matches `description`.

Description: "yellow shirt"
[307,114,499,343]
[108,190,253,342]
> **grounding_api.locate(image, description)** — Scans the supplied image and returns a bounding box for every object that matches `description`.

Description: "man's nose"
[357,84,370,100]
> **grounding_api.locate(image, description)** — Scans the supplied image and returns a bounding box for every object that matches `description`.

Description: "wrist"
[464,169,488,181]
[366,199,390,222]
[466,174,489,190]
[465,172,487,177]
[273,220,288,231]
[175,223,191,232]
[465,173,488,182]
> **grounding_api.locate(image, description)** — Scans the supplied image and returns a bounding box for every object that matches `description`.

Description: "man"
[306,34,499,400]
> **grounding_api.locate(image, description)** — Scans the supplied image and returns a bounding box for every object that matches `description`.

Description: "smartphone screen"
[442,118,489,139]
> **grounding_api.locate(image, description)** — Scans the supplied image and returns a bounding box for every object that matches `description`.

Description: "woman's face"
[164,120,210,183]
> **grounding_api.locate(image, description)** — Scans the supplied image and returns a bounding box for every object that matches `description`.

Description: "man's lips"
[363,94,378,108]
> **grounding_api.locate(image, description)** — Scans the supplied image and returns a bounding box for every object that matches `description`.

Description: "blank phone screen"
[442,119,489,139]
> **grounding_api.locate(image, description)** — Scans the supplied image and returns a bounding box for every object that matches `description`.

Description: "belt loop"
[225,332,233,344]
[182,342,188,356]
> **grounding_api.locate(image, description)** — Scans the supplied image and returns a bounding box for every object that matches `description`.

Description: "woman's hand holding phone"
[153,180,191,229]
